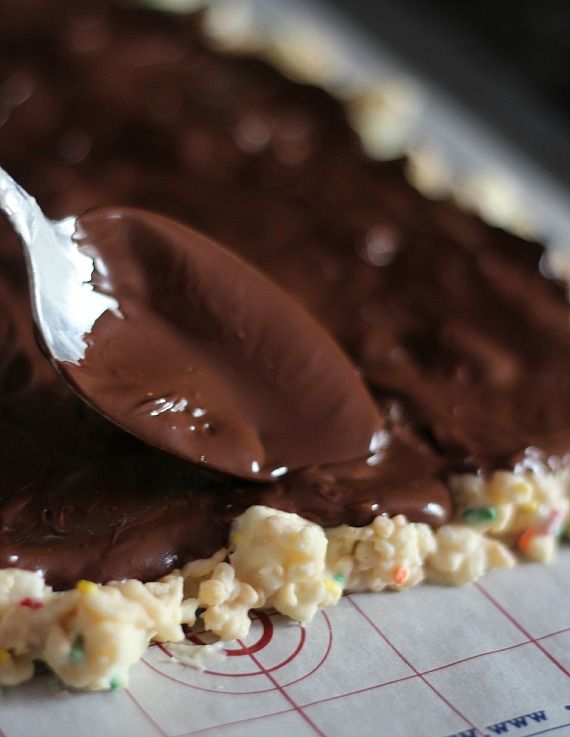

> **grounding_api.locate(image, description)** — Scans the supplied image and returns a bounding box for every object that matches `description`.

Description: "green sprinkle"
[69,634,85,663]
[462,506,497,524]
[109,676,121,691]
[332,573,346,584]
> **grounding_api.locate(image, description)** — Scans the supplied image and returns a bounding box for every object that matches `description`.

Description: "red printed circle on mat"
[142,610,333,695]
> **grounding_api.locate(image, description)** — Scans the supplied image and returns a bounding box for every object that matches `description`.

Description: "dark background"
[326,0,570,188]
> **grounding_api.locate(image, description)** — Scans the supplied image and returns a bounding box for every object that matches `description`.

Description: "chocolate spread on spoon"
[60,206,382,481]
[0,0,569,588]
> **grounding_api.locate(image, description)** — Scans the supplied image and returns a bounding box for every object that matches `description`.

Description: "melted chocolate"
[0,0,569,588]
[61,207,382,481]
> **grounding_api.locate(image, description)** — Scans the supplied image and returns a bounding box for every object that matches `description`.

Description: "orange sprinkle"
[518,528,536,553]
[393,565,409,586]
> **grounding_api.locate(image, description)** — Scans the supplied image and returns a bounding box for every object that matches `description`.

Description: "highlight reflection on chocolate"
[1,0,569,589]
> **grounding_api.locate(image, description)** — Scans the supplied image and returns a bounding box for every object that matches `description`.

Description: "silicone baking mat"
[2,548,569,737]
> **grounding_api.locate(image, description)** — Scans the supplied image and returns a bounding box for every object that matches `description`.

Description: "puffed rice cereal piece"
[427,524,515,585]
[0,649,34,686]
[198,562,262,641]
[229,506,342,623]
[519,532,557,563]
[451,469,570,562]
[326,514,436,592]
[0,568,51,616]
[180,548,229,626]
[0,572,186,690]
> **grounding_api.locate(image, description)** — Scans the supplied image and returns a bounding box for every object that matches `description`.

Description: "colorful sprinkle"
[510,481,532,501]
[544,509,564,535]
[75,580,98,595]
[324,579,342,596]
[520,501,539,514]
[70,634,85,663]
[393,565,409,586]
[332,572,346,584]
[462,506,497,524]
[19,597,43,610]
[109,675,121,690]
[518,527,536,553]
[0,650,12,665]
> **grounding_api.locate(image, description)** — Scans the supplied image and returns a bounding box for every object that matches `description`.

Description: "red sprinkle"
[19,597,43,610]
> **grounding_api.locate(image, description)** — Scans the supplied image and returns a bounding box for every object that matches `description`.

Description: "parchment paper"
[1,549,569,737]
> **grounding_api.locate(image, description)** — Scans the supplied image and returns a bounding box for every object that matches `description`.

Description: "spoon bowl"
[0,168,382,481]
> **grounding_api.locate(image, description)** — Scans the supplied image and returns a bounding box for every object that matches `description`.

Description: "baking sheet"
[2,549,570,737]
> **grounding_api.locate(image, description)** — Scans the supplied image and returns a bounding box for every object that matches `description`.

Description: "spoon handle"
[0,166,118,363]
[0,165,41,245]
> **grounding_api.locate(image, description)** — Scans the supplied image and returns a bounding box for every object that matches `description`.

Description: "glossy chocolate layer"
[1,0,569,588]
[61,207,382,481]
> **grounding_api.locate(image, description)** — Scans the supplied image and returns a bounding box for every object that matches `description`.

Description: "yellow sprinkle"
[0,650,12,665]
[520,501,539,514]
[76,580,98,595]
[325,579,341,596]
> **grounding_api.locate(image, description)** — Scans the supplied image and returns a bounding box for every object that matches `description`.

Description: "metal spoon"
[0,165,118,364]
[0,166,382,480]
